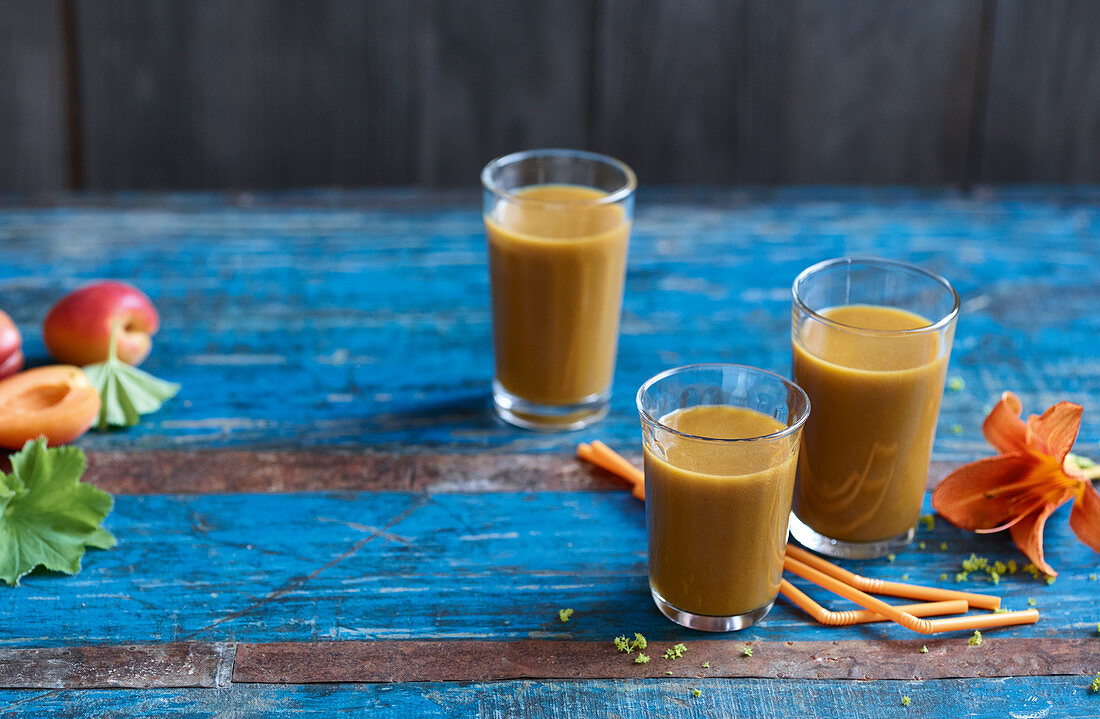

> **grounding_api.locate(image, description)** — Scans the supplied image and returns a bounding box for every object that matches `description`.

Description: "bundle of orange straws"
[577,441,1040,633]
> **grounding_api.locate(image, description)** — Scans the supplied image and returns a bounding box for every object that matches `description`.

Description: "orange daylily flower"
[932,391,1100,576]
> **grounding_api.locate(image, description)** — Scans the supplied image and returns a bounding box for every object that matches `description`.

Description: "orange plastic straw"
[578,442,644,500]
[779,579,968,626]
[784,557,1039,634]
[784,544,1001,611]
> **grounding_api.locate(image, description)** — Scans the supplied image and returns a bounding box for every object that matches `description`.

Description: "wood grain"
[413,0,591,186]
[76,450,954,495]
[1,188,1096,455]
[980,0,1100,182]
[0,643,233,689]
[233,637,1099,683]
[0,490,1092,649]
[593,0,985,183]
[0,1,69,191]
[74,0,412,189]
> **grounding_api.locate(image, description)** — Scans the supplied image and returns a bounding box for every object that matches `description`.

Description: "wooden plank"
[413,0,591,185]
[0,491,1093,648]
[593,0,984,183]
[232,637,1099,683]
[74,451,955,495]
[74,0,412,189]
[0,188,1096,453]
[0,0,69,191]
[980,0,1100,182]
[0,676,1095,717]
[0,644,233,689]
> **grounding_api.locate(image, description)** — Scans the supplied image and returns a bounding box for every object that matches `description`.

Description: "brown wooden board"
[0,643,233,689]
[75,451,954,496]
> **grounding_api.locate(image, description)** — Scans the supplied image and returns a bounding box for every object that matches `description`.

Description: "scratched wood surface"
[0,188,1098,717]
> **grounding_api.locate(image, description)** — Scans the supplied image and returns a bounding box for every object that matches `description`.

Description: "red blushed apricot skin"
[0,310,22,380]
[0,366,101,449]
[44,281,159,366]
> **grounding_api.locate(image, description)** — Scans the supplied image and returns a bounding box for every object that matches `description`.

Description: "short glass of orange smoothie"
[482,149,637,431]
[637,364,810,631]
[789,258,959,559]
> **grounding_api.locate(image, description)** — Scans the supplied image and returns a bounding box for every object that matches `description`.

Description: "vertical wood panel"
[0,1,69,191]
[75,0,412,189]
[414,0,591,186]
[980,0,1100,182]
[594,0,985,184]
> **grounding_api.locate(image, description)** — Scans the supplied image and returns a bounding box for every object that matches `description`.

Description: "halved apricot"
[0,366,101,449]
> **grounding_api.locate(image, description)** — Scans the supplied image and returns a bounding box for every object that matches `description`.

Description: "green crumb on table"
[901,574,909,580]
[940,542,948,551]
[901,696,912,707]
[633,633,647,650]
[1090,574,1097,581]
[663,643,687,660]
[666,670,673,675]
[614,636,631,653]
[920,514,935,531]
[1046,576,1056,585]
[634,653,650,664]
[919,542,926,550]
[1023,563,1042,579]
[1027,597,1036,607]
[940,573,948,581]
[947,377,965,392]
[968,630,983,646]
[955,572,969,583]
[558,608,573,623]
[994,607,1008,614]
[887,553,896,563]
[1092,672,1100,692]
[951,423,964,435]
[742,646,753,657]
[920,645,928,654]
[992,560,1008,575]
[962,554,988,572]
[702,662,710,669]
[1007,560,1018,574]
[615,633,647,654]
[1095,622,1099,635]
[990,570,1000,585]
[692,689,702,698]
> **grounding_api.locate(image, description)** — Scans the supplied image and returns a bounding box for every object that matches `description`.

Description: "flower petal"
[932,453,1044,530]
[1069,480,1100,555]
[1026,401,1083,463]
[1008,501,1068,577]
[982,391,1028,455]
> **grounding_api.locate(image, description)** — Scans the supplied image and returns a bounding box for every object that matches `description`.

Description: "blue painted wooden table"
[1,188,1099,718]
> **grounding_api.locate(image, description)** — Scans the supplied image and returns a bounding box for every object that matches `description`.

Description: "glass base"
[788,512,915,559]
[651,587,774,632]
[492,380,609,432]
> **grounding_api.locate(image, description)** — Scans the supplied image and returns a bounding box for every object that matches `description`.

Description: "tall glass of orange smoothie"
[789,258,959,559]
[482,149,636,430]
[638,364,810,631]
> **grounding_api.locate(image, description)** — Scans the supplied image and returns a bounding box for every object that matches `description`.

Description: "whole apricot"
[44,281,160,366]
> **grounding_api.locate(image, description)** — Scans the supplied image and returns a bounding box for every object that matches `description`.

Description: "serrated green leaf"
[83,323,180,429]
[0,438,115,586]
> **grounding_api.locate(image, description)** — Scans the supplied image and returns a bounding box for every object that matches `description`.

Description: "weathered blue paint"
[0,491,1094,648]
[0,188,1096,455]
[2,675,1096,719]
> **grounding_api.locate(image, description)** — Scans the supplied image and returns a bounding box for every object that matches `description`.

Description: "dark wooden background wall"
[2,0,1098,191]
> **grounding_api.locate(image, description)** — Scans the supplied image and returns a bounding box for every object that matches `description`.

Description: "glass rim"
[792,257,960,337]
[480,148,638,207]
[636,363,811,444]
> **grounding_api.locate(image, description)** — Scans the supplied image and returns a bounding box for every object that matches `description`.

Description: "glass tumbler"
[789,258,959,559]
[482,149,636,431]
[637,364,810,631]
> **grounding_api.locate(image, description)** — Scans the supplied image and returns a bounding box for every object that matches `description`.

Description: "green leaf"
[83,322,180,429]
[0,438,115,586]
